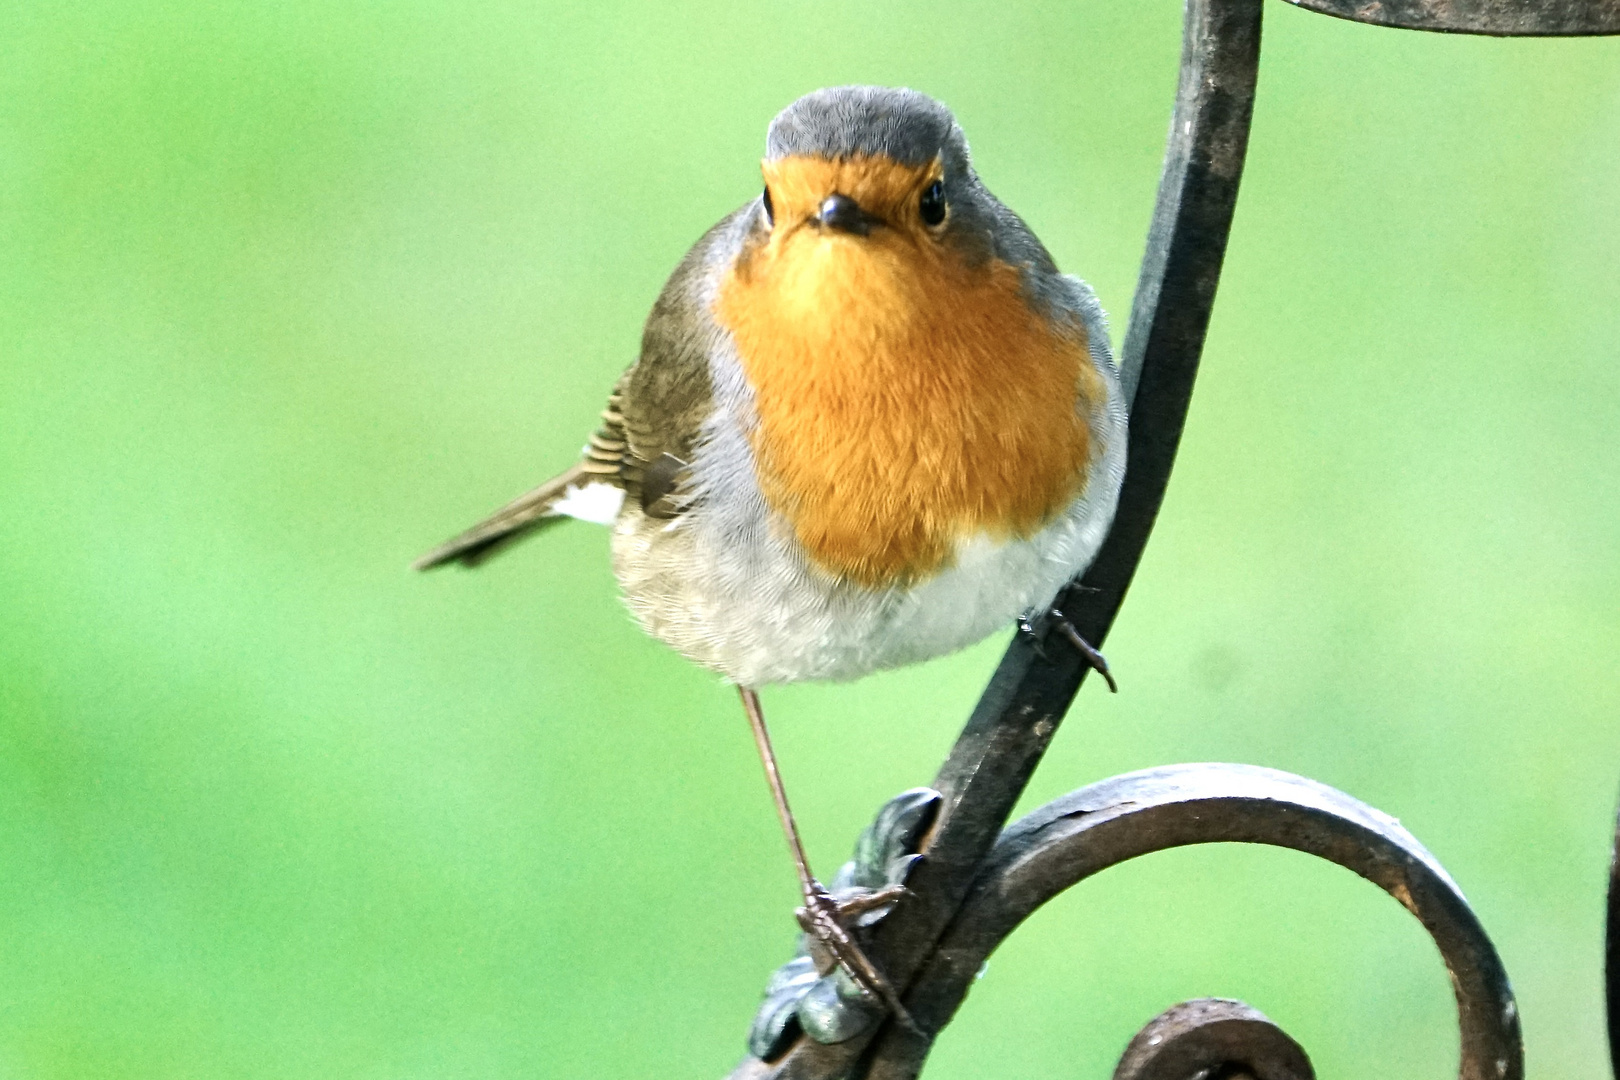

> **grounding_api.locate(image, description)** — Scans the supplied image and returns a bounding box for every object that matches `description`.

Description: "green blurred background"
[3,1,1618,1076]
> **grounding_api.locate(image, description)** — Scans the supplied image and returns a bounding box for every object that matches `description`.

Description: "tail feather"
[413,464,591,571]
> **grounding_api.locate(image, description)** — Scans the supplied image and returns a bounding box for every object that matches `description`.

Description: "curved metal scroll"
[1607,796,1620,1079]
[725,0,1617,1076]
[882,764,1523,1080]
[1282,0,1620,35]
[1113,998,1315,1080]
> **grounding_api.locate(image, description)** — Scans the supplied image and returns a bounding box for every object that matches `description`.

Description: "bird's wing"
[414,323,717,571]
[414,216,727,572]
[413,375,638,570]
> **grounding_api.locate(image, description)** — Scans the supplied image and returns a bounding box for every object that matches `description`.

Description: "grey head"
[767,85,966,171]
[761,86,1059,278]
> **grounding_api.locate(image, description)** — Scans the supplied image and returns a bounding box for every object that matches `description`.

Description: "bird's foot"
[1022,606,1118,693]
[796,881,917,1033]
[748,787,941,1058]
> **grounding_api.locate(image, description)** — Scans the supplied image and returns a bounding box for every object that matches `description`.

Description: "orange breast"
[713,168,1105,588]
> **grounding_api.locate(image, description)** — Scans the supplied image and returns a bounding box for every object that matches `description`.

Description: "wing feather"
[414,378,634,570]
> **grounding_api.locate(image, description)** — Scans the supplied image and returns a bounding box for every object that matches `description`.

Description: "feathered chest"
[713,231,1103,588]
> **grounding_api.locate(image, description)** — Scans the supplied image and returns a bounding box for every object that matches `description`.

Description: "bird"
[415,85,1127,1030]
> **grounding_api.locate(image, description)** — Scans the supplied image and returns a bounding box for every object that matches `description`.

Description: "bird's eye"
[919,180,946,226]
[762,186,774,226]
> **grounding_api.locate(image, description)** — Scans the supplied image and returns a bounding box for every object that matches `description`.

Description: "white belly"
[610,440,1123,687]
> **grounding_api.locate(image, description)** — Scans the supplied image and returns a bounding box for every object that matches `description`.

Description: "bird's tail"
[413,463,590,570]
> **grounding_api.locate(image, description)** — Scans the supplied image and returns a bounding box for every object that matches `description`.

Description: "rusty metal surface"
[1282,0,1620,34]
[882,764,1522,1080]
[1608,795,1620,1079]
[1112,999,1314,1080]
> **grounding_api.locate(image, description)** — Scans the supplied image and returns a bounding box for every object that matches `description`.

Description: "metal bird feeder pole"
[720,1,1620,1078]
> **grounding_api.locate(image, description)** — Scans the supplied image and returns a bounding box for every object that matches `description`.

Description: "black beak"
[816,193,875,236]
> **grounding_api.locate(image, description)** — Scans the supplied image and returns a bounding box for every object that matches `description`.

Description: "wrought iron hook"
[1284,0,1620,35]
[1607,796,1620,1079]
[728,0,1262,1072]
[867,764,1522,1080]
[726,1,1619,1077]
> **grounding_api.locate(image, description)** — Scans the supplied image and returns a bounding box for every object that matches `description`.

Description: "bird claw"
[747,788,941,1058]
[800,884,909,967]
[795,883,919,1034]
[1022,606,1118,693]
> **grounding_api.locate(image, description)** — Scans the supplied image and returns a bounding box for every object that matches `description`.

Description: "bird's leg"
[1045,607,1119,693]
[737,687,920,1034]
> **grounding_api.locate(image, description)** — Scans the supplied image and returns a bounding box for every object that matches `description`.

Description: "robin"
[416,85,1126,1029]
